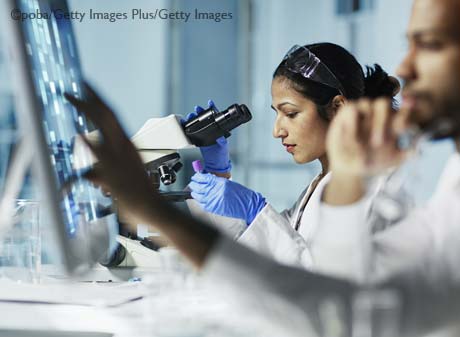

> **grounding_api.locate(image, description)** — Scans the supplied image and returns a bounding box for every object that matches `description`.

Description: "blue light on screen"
[18,0,114,238]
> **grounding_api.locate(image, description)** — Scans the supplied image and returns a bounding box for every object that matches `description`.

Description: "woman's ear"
[329,95,347,118]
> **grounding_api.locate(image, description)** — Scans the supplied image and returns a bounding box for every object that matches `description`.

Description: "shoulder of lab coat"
[237,202,313,267]
[246,184,310,228]
[202,235,355,337]
[185,198,247,239]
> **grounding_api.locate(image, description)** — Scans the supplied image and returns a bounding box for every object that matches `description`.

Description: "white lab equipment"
[131,114,195,200]
[129,102,251,199]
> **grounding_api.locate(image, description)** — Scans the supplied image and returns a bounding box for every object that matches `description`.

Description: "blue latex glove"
[181,100,231,173]
[189,172,266,225]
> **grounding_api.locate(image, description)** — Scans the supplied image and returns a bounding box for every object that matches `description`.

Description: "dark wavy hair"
[273,42,399,121]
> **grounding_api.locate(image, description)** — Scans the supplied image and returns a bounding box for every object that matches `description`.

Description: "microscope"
[104,103,253,269]
[131,103,252,201]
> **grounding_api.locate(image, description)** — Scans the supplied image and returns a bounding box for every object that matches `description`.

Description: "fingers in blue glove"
[194,105,205,114]
[189,173,217,195]
[215,136,228,146]
[188,180,211,194]
[181,111,199,125]
[189,173,217,206]
[190,191,206,203]
[190,171,267,224]
[195,99,218,113]
[191,172,215,184]
[207,99,217,111]
[183,100,218,124]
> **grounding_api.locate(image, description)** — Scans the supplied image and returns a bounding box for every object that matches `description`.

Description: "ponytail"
[364,64,400,99]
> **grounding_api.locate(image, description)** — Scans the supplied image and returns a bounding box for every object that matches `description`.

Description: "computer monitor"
[3,0,119,275]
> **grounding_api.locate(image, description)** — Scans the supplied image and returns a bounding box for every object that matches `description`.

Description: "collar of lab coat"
[295,172,332,240]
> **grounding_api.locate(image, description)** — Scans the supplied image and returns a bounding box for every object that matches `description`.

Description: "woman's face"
[271,77,329,164]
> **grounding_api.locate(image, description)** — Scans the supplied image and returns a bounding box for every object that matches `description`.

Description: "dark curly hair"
[273,42,399,121]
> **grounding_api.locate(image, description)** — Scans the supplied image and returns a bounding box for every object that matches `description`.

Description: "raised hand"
[324,98,410,205]
[64,83,161,226]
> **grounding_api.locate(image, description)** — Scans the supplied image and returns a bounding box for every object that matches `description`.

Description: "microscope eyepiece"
[183,103,252,147]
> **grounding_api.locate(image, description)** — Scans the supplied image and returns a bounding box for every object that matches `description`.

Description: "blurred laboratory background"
[0,0,454,210]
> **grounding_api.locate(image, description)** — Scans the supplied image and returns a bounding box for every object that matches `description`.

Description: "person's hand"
[189,172,266,225]
[323,98,409,205]
[327,98,408,177]
[182,100,231,175]
[64,83,162,226]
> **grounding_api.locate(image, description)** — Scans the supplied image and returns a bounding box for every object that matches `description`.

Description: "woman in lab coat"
[186,42,400,279]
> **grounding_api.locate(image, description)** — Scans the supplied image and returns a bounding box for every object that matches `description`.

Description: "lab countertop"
[0,266,277,337]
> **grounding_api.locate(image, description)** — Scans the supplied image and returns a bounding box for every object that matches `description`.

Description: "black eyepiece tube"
[183,103,252,147]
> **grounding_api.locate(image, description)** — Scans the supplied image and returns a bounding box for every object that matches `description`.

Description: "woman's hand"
[182,100,232,178]
[189,172,266,225]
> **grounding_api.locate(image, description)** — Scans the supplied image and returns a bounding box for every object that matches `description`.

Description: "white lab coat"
[187,174,332,267]
[188,172,380,281]
[236,174,328,268]
[315,152,460,284]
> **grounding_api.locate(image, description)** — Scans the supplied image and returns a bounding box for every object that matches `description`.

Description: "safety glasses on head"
[282,45,346,96]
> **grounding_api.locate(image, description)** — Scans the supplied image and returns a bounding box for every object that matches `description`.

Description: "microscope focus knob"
[158,164,176,185]
[172,161,183,173]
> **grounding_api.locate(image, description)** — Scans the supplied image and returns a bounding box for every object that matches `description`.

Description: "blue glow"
[18,0,116,240]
